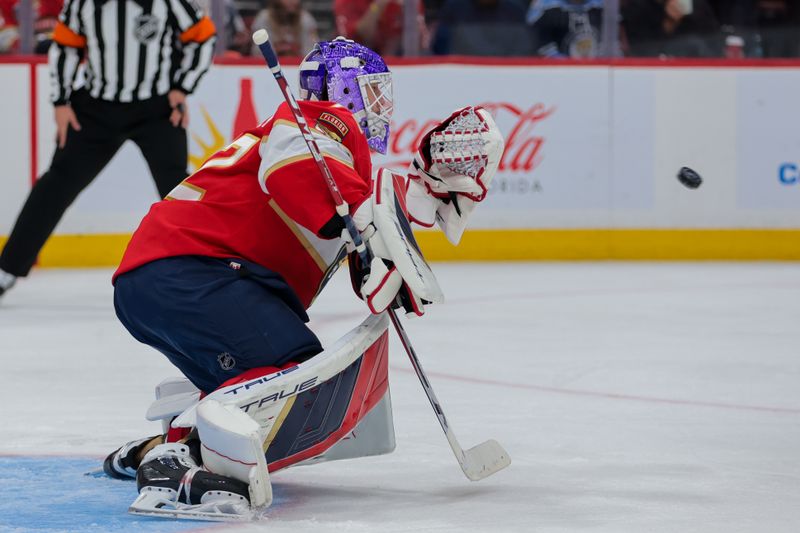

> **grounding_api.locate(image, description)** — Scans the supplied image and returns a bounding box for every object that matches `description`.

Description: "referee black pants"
[0,89,187,277]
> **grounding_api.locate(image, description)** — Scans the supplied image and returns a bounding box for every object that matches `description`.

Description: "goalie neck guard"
[299,37,393,154]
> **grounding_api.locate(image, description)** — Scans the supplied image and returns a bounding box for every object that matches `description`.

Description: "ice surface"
[1,262,799,532]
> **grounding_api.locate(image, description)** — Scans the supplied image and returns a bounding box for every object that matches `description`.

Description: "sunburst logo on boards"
[189,106,226,170]
[189,78,259,171]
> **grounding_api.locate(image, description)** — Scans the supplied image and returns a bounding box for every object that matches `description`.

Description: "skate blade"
[83,466,106,478]
[128,506,253,522]
[128,488,255,522]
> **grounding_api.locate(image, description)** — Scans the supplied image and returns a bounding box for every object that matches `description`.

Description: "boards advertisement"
[1,59,798,261]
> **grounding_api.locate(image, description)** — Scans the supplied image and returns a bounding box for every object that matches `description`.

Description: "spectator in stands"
[251,0,318,57]
[621,0,724,57]
[708,0,757,29]
[0,0,63,53]
[222,0,251,56]
[0,0,17,53]
[334,0,427,56]
[528,0,604,58]
[706,0,800,58]
[755,0,800,57]
[34,0,62,52]
[432,0,532,56]
[195,0,249,56]
[707,0,760,57]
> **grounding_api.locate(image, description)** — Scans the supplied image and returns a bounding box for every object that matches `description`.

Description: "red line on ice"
[391,366,800,415]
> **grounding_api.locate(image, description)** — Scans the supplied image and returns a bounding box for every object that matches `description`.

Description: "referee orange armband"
[180,16,216,44]
[52,21,86,49]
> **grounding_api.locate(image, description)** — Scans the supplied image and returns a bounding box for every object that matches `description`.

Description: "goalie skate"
[128,442,258,522]
[103,434,163,479]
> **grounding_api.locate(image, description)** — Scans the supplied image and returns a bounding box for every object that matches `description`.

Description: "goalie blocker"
[124,314,396,521]
[347,168,445,316]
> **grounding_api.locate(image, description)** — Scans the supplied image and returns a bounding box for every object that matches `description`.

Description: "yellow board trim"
[414,229,800,261]
[1,234,133,268]
[1,229,799,269]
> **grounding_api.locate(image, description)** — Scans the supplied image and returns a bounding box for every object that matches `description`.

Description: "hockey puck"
[677,167,702,189]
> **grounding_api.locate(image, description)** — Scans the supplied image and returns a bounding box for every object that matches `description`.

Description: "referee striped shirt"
[50,0,216,105]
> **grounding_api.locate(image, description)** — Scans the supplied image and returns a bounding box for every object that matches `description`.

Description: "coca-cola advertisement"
[29,63,618,232]
[16,61,800,239]
[180,65,615,228]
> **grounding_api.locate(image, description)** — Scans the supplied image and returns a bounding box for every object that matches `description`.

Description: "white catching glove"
[406,106,505,244]
[345,169,444,316]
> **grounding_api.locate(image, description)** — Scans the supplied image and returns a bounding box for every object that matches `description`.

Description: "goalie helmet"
[299,37,393,154]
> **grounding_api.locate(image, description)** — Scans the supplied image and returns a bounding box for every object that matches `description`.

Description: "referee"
[0,0,216,299]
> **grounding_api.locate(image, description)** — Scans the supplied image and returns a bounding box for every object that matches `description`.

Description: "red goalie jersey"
[114,101,373,307]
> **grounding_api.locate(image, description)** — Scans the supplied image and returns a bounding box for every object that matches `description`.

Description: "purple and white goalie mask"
[299,38,393,154]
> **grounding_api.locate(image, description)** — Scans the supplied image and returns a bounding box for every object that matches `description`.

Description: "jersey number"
[166,133,261,201]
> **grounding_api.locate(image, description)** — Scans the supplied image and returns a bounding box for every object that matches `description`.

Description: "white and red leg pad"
[196,400,272,510]
[171,314,395,474]
[146,366,297,439]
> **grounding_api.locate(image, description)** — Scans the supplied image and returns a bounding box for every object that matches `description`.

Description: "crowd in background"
[1,0,799,58]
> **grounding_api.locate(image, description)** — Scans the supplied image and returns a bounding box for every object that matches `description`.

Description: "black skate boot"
[129,441,253,520]
[103,434,164,479]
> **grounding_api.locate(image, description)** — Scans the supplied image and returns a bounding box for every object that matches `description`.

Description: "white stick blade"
[461,439,511,481]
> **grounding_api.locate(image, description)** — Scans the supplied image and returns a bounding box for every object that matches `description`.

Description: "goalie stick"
[252,30,510,482]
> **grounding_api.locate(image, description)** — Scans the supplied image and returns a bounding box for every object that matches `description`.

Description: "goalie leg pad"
[296,387,396,466]
[150,377,201,435]
[196,400,271,509]
[171,314,394,474]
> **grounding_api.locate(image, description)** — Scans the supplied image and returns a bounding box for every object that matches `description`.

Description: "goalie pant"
[115,255,323,393]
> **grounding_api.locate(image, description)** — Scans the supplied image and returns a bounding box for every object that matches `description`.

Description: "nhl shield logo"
[134,14,160,43]
[217,352,236,371]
